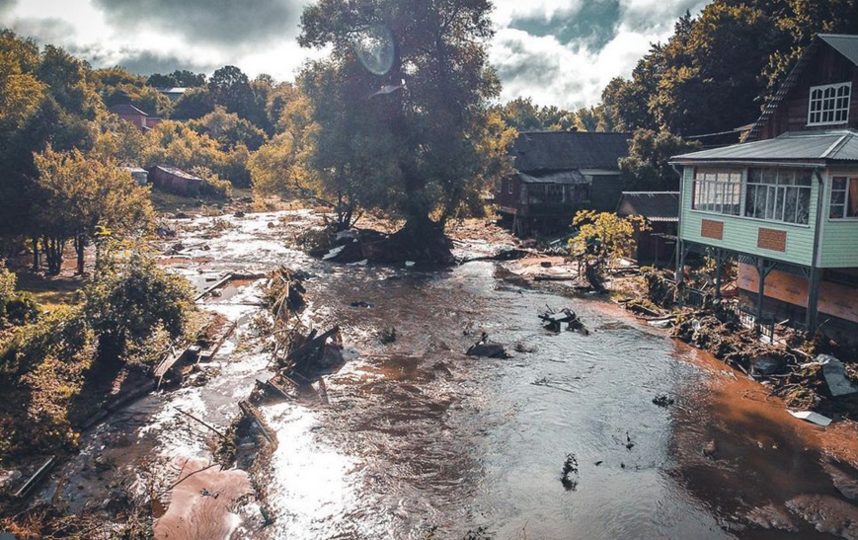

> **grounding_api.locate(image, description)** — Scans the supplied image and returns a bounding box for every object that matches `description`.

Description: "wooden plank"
[194,272,234,302]
[238,401,275,444]
[14,456,56,499]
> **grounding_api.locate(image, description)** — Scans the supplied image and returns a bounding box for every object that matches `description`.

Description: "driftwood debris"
[14,456,56,499]
[238,400,275,444]
[272,326,346,385]
[539,307,588,334]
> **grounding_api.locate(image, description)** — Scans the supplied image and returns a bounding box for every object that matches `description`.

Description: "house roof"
[518,170,587,185]
[745,34,858,142]
[109,103,149,116]
[154,165,203,181]
[672,130,858,163]
[617,192,680,222]
[511,131,631,173]
[821,34,858,66]
[158,87,188,94]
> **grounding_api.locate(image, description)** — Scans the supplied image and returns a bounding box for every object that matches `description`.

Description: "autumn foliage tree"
[33,147,154,275]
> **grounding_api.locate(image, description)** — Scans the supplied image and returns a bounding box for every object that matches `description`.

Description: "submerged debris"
[539,307,588,334]
[652,394,675,407]
[379,327,397,345]
[466,332,509,358]
[560,454,579,491]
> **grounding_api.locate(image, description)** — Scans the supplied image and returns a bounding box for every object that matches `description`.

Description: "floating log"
[195,272,234,302]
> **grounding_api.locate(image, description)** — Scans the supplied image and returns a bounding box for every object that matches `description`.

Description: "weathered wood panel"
[738,263,858,324]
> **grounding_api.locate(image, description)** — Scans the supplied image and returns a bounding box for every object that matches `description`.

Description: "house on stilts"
[671,33,858,340]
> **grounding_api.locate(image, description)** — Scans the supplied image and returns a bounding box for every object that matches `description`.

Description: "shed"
[616,192,679,266]
[148,166,203,197]
[121,166,150,185]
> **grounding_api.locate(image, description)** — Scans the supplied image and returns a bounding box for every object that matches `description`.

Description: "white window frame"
[807,82,851,127]
[829,175,858,220]
[691,168,742,216]
[745,168,812,225]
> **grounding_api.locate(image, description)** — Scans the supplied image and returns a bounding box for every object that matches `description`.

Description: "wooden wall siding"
[819,169,858,268]
[679,167,818,266]
[759,44,858,140]
[738,263,858,324]
[757,228,787,252]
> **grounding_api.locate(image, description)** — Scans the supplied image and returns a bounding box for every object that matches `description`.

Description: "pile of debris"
[262,266,308,321]
[673,309,858,420]
[539,307,588,334]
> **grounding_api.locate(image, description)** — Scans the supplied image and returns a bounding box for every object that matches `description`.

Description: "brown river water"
[38,211,858,539]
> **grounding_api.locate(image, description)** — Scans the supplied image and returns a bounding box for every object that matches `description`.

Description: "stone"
[818,355,858,398]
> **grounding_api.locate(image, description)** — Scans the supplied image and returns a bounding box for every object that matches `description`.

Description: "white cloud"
[490,0,712,109]
[0,0,713,106]
[491,0,585,27]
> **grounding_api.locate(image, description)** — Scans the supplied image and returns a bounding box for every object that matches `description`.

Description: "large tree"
[298,0,512,262]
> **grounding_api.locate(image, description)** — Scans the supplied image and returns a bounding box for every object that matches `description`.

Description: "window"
[829,177,858,219]
[692,168,742,215]
[508,178,513,194]
[808,82,851,126]
[745,168,811,225]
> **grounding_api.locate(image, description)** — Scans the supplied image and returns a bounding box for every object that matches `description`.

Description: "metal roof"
[109,103,149,116]
[154,165,203,181]
[616,192,680,222]
[672,130,858,163]
[820,34,858,66]
[518,170,587,185]
[511,131,631,173]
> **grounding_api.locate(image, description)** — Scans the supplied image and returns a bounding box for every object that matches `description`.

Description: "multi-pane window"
[692,168,742,215]
[829,177,858,219]
[745,168,812,225]
[808,82,851,126]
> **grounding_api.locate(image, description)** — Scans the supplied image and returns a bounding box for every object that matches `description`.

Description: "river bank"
[4,209,858,539]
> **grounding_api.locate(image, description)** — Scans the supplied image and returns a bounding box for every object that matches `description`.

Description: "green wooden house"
[671,34,858,336]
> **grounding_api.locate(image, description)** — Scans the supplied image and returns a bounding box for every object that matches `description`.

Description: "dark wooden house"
[108,103,161,132]
[616,192,679,266]
[495,131,630,236]
[148,166,203,197]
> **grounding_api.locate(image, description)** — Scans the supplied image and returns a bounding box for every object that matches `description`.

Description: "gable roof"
[672,129,858,163]
[511,131,631,173]
[745,34,858,142]
[617,192,680,222]
[109,103,149,116]
[154,165,203,181]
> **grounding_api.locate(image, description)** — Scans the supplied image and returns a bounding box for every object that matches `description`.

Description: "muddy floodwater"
[44,211,858,539]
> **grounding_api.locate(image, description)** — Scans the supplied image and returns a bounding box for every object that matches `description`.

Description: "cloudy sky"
[0,0,710,109]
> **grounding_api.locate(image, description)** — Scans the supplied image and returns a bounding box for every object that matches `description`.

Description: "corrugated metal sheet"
[518,170,587,185]
[820,34,858,67]
[616,192,680,222]
[673,130,858,162]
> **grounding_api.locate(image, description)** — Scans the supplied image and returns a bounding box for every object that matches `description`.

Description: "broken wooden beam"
[238,401,275,444]
[14,456,56,499]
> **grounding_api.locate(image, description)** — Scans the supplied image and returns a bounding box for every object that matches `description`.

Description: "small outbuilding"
[121,167,149,185]
[616,191,679,266]
[148,166,203,197]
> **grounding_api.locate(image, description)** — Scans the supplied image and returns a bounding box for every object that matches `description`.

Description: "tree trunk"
[381,214,454,265]
[31,237,40,272]
[75,234,86,275]
[44,236,66,276]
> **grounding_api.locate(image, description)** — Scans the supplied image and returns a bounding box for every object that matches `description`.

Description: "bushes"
[83,250,195,366]
[0,262,40,327]
[0,251,196,462]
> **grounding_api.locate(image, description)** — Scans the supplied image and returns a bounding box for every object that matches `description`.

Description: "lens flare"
[352,24,395,76]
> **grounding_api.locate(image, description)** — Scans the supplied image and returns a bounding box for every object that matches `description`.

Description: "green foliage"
[192,167,234,200]
[0,263,36,326]
[569,210,649,269]
[147,69,207,89]
[297,0,512,234]
[82,250,194,365]
[171,86,214,120]
[188,105,267,151]
[496,97,576,132]
[619,129,700,191]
